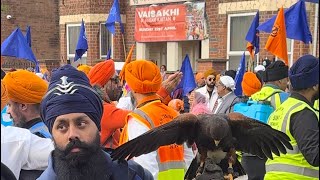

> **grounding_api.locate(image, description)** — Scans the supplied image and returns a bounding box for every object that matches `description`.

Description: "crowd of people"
[1,54,319,180]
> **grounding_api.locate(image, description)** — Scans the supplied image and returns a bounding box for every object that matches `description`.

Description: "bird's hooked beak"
[214,140,220,146]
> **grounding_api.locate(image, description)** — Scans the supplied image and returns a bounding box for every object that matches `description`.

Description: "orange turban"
[216,74,221,83]
[168,99,184,112]
[1,80,8,110]
[204,69,217,78]
[88,60,115,87]
[242,72,262,97]
[125,60,162,93]
[3,70,48,104]
[77,64,91,75]
[195,72,204,82]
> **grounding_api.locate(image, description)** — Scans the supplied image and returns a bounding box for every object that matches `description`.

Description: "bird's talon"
[196,166,204,174]
[226,174,233,180]
[195,172,202,177]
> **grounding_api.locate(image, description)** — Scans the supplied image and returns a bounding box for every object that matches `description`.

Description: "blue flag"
[106,0,124,34]
[304,0,318,3]
[234,53,246,97]
[257,1,312,44]
[34,63,40,73]
[177,54,197,96]
[1,28,39,70]
[25,26,31,47]
[245,11,259,56]
[106,48,111,60]
[74,19,88,62]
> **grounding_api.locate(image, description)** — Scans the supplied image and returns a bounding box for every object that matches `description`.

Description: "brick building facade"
[1,0,319,73]
[58,0,128,67]
[1,0,60,71]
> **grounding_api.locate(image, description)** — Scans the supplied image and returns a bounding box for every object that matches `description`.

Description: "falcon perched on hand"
[111,112,293,179]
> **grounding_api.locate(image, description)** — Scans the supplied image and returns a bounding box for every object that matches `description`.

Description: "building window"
[66,24,87,65]
[287,38,294,66]
[100,23,113,59]
[227,12,256,71]
[272,38,294,66]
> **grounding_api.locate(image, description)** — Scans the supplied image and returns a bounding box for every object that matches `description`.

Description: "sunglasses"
[110,77,119,84]
[208,77,215,82]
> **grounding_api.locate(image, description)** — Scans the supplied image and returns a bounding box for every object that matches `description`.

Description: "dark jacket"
[289,92,319,167]
[37,151,153,180]
[214,92,240,114]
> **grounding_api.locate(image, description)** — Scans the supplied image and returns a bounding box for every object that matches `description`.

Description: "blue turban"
[289,55,319,90]
[41,64,103,133]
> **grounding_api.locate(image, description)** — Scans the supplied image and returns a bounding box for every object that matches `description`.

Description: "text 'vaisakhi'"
[138,8,180,18]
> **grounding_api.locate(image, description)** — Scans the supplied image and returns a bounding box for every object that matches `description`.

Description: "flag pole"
[248,55,253,72]
[122,34,127,60]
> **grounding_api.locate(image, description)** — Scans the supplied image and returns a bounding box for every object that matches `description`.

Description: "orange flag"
[246,42,254,59]
[119,44,135,84]
[265,7,288,65]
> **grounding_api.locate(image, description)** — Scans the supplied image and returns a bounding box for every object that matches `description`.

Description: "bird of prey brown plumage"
[111,112,293,178]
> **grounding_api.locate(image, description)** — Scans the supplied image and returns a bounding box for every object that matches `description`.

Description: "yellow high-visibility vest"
[251,86,283,109]
[265,97,319,180]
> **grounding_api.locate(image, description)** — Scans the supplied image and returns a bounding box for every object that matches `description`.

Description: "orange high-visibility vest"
[120,100,186,179]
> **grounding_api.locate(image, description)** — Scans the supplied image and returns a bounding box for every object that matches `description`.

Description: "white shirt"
[1,125,54,179]
[117,96,134,111]
[196,85,219,112]
[213,92,232,114]
[127,117,195,180]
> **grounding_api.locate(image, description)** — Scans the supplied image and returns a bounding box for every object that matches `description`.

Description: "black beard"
[207,83,215,89]
[107,89,121,101]
[53,133,109,180]
[314,89,319,101]
[105,85,122,102]
[313,95,319,103]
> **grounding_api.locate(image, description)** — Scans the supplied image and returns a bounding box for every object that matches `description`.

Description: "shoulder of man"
[231,94,241,104]
[290,106,318,132]
[127,160,154,180]
[36,155,56,180]
[103,151,153,180]
[226,94,241,113]
[195,86,206,93]
[277,92,289,103]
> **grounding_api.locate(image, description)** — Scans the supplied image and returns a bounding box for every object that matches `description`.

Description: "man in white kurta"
[195,69,219,112]
[1,125,54,179]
